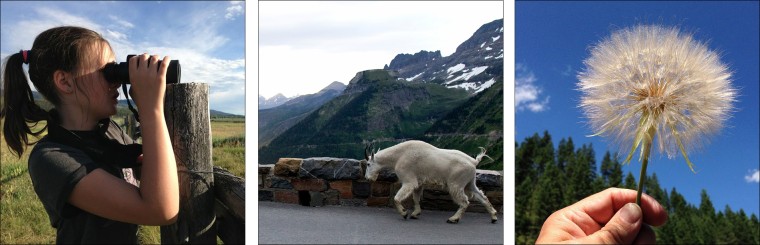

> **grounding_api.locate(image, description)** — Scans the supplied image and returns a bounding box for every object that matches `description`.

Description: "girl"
[1,26,178,243]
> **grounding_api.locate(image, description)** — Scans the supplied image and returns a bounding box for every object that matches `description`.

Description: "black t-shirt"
[28,119,140,244]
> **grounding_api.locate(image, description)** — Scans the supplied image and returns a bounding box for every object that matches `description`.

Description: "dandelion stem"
[636,126,655,206]
[636,152,648,206]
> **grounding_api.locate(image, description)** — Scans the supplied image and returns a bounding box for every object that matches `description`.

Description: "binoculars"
[103,54,181,84]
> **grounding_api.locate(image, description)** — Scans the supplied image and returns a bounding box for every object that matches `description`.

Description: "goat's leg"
[410,187,424,219]
[394,184,416,219]
[467,181,498,223]
[446,188,469,224]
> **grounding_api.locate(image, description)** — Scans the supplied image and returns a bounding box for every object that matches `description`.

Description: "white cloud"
[158,11,231,53]
[209,84,246,115]
[1,3,245,115]
[3,7,103,51]
[258,44,387,98]
[225,1,244,20]
[116,46,246,113]
[109,15,134,29]
[746,169,760,183]
[259,1,503,98]
[515,63,549,112]
[36,7,103,30]
[106,29,127,41]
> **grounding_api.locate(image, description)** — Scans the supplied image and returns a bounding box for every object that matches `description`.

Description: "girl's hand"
[128,54,170,114]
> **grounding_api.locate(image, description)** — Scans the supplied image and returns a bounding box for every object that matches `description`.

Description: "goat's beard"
[365,170,379,181]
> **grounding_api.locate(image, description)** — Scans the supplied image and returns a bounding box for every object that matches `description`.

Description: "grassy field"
[0,117,245,244]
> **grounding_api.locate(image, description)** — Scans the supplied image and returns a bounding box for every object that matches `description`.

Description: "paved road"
[258,201,504,244]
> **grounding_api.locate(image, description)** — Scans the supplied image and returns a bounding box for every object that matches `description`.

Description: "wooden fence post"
[161,83,217,243]
[124,115,139,140]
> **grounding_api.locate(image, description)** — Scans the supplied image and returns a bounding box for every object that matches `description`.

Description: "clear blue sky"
[516,1,759,216]
[0,1,245,115]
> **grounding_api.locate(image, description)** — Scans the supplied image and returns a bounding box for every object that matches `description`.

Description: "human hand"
[128,54,169,115]
[536,188,668,244]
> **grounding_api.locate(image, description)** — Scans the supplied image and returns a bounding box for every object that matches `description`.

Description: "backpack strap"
[46,110,143,169]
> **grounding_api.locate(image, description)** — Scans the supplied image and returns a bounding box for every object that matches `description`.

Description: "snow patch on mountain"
[405,72,425,81]
[475,78,496,93]
[447,82,478,91]
[446,66,488,84]
[447,63,466,75]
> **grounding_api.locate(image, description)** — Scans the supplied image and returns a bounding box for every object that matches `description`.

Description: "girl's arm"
[68,54,179,225]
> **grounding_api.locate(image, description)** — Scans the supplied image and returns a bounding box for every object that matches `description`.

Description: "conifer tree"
[645,173,668,207]
[557,137,574,171]
[600,151,624,188]
[601,152,613,183]
[699,189,716,218]
[623,172,637,190]
[718,206,739,244]
[527,162,564,239]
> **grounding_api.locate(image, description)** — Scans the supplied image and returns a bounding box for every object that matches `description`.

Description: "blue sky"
[516,1,759,216]
[0,1,245,115]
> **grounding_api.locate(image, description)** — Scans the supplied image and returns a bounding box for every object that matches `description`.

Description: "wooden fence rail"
[214,166,245,244]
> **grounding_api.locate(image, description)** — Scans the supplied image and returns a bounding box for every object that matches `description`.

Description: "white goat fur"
[365,140,498,223]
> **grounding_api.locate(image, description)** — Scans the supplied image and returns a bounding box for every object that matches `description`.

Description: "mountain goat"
[363,140,498,224]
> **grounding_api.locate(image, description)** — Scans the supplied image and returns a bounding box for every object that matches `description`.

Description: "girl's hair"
[1,26,112,157]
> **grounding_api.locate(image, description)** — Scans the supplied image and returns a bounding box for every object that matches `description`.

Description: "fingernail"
[621,203,642,224]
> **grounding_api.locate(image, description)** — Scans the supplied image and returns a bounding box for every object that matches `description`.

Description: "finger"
[139,53,150,69]
[634,224,657,244]
[158,56,170,77]
[577,203,643,244]
[576,188,668,227]
[632,192,668,227]
[149,55,160,69]
[128,55,139,76]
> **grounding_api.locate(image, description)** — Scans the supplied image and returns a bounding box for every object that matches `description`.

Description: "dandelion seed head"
[578,25,736,168]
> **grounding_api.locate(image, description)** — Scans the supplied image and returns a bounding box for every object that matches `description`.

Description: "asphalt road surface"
[258,201,504,244]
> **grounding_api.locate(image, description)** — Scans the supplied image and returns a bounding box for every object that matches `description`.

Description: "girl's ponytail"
[2,26,109,157]
[1,51,49,157]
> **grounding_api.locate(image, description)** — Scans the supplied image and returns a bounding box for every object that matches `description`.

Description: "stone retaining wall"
[259,157,503,213]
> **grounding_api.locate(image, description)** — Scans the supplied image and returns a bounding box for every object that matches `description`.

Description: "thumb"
[580,203,643,244]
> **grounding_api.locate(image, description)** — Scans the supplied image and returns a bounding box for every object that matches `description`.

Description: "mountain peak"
[345,69,400,94]
[385,18,503,93]
[259,93,292,109]
[318,81,347,94]
[387,50,442,72]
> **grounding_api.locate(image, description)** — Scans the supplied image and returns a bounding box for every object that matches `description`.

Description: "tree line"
[516,131,760,244]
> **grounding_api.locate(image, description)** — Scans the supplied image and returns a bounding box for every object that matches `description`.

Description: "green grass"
[1,118,245,244]
[211,121,245,179]
[1,120,56,244]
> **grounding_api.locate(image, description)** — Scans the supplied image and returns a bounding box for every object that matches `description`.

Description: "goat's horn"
[364,144,370,160]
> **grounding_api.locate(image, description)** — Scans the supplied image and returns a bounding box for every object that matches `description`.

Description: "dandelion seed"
[577,25,736,204]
